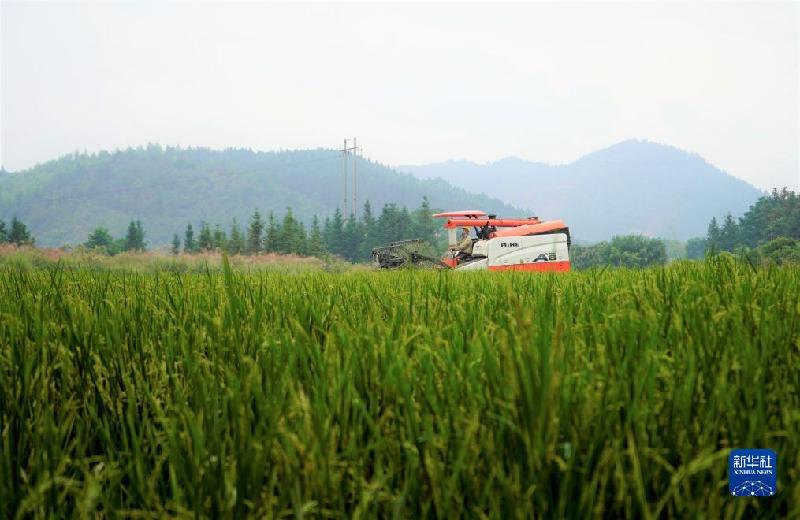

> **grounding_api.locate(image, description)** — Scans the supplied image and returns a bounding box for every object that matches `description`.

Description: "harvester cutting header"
[372,210,571,272]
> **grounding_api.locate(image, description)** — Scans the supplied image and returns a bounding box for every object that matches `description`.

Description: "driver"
[454,226,473,257]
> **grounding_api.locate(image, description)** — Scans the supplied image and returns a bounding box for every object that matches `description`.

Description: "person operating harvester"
[455,227,473,255]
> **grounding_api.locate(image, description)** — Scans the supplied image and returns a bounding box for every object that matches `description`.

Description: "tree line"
[571,189,799,269]
[82,198,441,263]
[84,221,146,255]
[571,235,667,269]
[174,198,440,262]
[688,188,799,264]
[0,217,34,246]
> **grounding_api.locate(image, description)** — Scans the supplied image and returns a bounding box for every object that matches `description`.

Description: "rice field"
[1,257,798,518]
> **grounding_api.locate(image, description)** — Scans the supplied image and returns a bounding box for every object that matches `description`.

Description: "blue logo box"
[728,448,777,497]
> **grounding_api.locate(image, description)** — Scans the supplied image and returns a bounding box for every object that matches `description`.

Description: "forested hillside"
[401,140,764,241]
[0,146,519,246]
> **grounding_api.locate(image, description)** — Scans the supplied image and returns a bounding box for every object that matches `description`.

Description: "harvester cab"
[372,209,572,272]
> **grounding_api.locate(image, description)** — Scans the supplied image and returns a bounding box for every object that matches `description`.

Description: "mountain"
[400,140,764,241]
[0,146,520,247]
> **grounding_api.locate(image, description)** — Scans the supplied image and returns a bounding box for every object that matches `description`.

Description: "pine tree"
[264,211,280,253]
[308,215,326,257]
[323,216,332,251]
[279,208,304,254]
[706,217,721,252]
[124,220,143,251]
[297,221,308,256]
[124,222,135,251]
[343,213,359,261]
[0,220,7,243]
[212,224,227,251]
[398,207,411,240]
[247,210,264,254]
[9,217,33,246]
[184,224,196,253]
[357,200,376,261]
[198,222,213,251]
[413,196,437,245]
[171,233,181,255]
[323,209,345,257]
[719,212,740,252]
[227,219,245,254]
[376,204,411,245]
[122,220,136,251]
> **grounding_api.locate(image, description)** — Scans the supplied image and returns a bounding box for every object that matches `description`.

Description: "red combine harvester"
[372,210,571,271]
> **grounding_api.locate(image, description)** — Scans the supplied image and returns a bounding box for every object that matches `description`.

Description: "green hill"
[0,145,520,246]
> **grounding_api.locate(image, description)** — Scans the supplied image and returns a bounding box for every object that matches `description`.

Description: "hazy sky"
[1,1,798,190]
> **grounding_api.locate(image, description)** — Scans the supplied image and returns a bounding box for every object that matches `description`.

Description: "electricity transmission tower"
[341,138,361,217]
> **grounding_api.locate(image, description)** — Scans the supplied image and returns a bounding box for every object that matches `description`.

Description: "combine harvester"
[372,210,571,272]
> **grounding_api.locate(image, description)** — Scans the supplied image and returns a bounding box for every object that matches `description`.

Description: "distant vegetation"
[571,235,667,269]
[688,188,799,264]
[7,187,798,270]
[3,144,794,268]
[83,220,145,255]
[79,198,441,263]
[174,198,441,263]
[569,188,799,269]
[0,245,337,274]
[0,145,518,246]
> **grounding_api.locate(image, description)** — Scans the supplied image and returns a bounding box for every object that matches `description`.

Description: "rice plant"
[0,257,798,518]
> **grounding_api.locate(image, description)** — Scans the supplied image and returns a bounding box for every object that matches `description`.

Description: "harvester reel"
[372,239,449,269]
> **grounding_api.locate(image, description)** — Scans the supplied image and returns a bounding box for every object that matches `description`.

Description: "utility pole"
[352,137,358,218]
[342,139,349,217]
[341,138,360,217]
